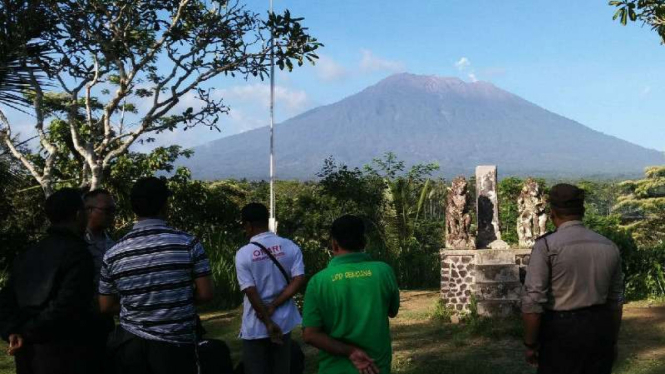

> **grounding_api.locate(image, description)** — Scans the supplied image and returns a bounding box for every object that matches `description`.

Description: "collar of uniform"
[85,228,110,243]
[328,252,371,268]
[558,220,584,230]
[132,218,167,230]
[250,231,274,242]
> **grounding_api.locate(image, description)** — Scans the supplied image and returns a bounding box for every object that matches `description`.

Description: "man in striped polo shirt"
[99,177,214,374]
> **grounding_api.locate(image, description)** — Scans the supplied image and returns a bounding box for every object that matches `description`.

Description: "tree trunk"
[90,163,103,191]
[41,179,54,197]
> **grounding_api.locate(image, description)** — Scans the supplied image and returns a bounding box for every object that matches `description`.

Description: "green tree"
[0,0,56,108]
[610,0,665,43]
[614,166,665,246]
[498,177,524,246]
[0,0,321,195]
[0,150,48,277]
[365,152,443,287]
[577,180,621,216]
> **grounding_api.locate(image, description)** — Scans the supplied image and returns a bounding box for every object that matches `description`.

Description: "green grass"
[0,291,663,374]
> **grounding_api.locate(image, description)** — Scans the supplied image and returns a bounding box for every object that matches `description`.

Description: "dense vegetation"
[1,148,663,307]
[1,0,663,312]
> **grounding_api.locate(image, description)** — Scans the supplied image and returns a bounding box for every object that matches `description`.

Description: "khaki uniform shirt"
[521,221,624,314]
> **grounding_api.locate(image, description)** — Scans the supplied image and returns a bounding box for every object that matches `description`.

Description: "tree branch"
[0,110,52,194]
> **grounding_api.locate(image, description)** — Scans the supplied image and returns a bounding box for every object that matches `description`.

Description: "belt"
[544,304,608,320]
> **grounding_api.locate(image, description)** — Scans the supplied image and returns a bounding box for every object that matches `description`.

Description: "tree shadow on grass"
[612,305,665,374]
[199,302,665,374]
[390,318,535,374]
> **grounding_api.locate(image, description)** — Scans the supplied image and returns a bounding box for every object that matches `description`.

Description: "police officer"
[522,183,624,374]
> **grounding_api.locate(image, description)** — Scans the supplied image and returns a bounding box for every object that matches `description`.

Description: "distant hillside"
[180,73,664,180]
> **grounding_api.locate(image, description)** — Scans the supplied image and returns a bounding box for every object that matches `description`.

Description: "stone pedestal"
[440,249,532,316]
[476,166,508,249]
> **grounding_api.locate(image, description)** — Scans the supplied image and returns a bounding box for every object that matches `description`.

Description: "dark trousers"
[15,341,99,374]
[112,333,196,374]
[538,307,616,374]
[242,333,291,374]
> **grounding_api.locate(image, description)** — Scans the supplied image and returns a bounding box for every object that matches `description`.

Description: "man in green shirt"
[302,215,400,374]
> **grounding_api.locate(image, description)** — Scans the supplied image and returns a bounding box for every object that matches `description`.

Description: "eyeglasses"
[87,206,117,214]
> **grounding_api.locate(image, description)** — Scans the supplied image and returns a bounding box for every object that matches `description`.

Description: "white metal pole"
[268,0,277,233]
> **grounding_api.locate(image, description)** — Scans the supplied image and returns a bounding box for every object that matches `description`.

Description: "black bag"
[197,338,234,374]
[195,315,235,374]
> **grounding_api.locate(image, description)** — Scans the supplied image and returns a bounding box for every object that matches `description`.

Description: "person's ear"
[330,238,340,253]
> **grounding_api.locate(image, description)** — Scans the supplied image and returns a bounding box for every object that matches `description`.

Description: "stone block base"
[441,248,532,316]
[477,300,520,318]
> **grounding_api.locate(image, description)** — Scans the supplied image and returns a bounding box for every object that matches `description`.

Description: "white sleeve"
[290,242,305,277]
[235,248,255,291]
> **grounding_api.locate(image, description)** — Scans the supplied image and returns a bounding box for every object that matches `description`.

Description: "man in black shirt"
[0,188,99,374]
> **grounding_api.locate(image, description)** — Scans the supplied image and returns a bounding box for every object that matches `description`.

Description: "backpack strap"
[251,241,291,284]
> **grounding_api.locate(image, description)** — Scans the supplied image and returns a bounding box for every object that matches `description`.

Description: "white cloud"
[454,57,482,82]
[359,49,405,73]
[219,84,310,113]
[135,83,312,150]
[316,55,348,82]
[455,57,471,71]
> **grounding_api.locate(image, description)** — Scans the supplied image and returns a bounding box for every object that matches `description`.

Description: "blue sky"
[253,0,664,152]
[6,1,664,152]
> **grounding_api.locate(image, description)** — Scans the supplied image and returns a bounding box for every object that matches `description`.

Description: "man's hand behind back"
[266,320,284,345]
[7,334,23,356]
[349,347,380,374]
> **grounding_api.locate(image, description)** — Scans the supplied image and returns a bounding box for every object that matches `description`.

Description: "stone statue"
[476,166,509,249]
[517,178,548,248]
[446,176,476,250]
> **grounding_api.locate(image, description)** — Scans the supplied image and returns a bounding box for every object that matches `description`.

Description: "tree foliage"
[3,146,665,301]
[0,0,321,195]
[610,0,665,43]
[0,0,55,109]
[615,166,665,246]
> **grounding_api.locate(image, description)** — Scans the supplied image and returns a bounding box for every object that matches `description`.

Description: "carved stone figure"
[517,178,548,248]
[445,176,476,250]
[476,166,509,249]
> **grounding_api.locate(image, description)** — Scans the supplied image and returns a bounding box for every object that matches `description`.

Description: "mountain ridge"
[180,73,664,180]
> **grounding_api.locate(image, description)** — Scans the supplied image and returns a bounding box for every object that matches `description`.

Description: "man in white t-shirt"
[235,203,306,374]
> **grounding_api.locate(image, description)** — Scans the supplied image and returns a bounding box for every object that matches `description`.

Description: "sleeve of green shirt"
[302,276,323,328]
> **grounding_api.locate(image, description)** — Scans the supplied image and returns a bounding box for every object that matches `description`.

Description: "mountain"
[181,73,665,180]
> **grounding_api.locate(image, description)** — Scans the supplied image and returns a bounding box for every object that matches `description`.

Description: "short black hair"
[45,188,84,224]
[130,177,170,217]
[330,214,366,251]
[241,203,269,226]
[83,189,112,204]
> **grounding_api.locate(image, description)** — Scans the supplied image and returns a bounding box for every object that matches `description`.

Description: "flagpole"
[269,0,277,233]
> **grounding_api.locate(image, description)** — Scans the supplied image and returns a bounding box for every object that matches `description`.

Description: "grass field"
[0,291,663,374]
